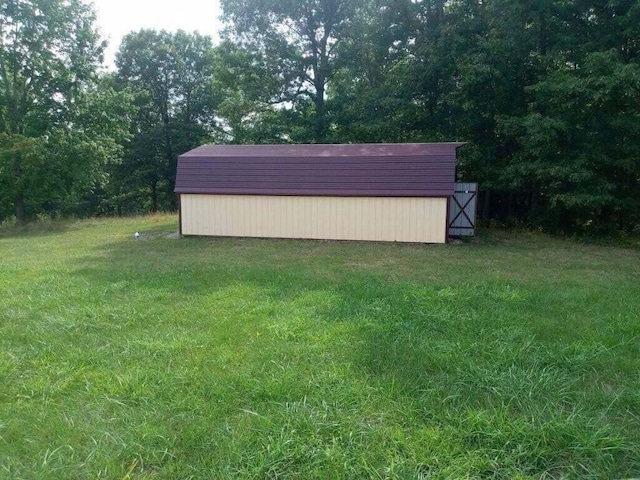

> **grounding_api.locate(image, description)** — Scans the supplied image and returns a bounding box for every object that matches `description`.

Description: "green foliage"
[503,50,640,232]
[1,0,638,233]
[112,30,219,214]
[219,0,359,142]
[1,216,639,477]
[0,0,127,224]
[215,0,639,233]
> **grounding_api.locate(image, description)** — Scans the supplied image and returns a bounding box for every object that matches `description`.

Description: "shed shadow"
[68,234,481,403]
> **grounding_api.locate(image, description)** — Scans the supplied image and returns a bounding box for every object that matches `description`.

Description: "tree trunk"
[15,193,25,225]
[151,179,158,212]
[313,81,327,143]
[14,157,25,224]
[482,188,491,220]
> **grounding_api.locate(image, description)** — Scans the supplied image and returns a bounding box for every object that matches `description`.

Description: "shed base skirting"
[180,194,448,243]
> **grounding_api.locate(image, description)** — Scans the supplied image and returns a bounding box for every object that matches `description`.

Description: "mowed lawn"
[1,215,639,479]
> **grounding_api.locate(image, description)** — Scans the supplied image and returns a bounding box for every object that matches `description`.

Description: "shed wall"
[181,194,447,243]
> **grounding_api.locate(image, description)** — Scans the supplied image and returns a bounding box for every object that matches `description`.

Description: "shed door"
[448,182,477,237]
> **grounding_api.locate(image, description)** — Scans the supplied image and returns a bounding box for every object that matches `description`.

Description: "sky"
[92,0,224,68]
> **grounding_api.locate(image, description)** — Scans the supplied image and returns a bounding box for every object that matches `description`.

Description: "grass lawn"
[1,214,639,479]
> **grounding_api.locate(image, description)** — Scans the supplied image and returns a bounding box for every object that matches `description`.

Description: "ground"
[1,214,639,479]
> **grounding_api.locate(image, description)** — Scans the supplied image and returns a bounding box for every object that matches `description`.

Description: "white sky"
[92,0,224,69]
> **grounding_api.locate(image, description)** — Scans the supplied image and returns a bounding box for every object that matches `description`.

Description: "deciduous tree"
[0,0,113,223]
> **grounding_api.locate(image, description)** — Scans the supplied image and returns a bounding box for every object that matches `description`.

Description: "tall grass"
[1,215,639,479]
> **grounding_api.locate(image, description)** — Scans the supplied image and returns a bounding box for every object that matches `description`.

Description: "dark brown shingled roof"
[174,143,464,197]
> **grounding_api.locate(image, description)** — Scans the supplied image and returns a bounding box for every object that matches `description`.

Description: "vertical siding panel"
[242,195,247,235]
[360,198,365,240]
[417,198,423,242]
[404,199,411,242]
[196,195,201,235]
[356,198,363,240]
[270,196,276,237]
[413,198,420,242]
[411,198,418,242]
[289,197,294,237]
[182,194,447,243]
[215,195,220,235]
[378,199,385,241]
[199,195,205,235]
[390,199,396,241]
[193,195,200,235]
[425,199,433,242]
[214,194,220,235]
[228,195,234,235]
[182,196,189,234]
[275,197,281,237]
[387,199,394,241]
[405,199,410,241]
[305,197,312,238]
[358,198,365,240]
[337,199,341,239]
[284,197,290,238]
[424,198,430,241]
[348,198,352,240]
[262,196,268,236]
[249,195,255,236]
[256,195,261,237]
[352,198,359,240]
[240,196,245,236]
[221,195,227,235]
[183,196,189,234]
[433,199,440,241]
[187,195,192,234]
[377,198,384,241]
[201,194,207,235]
[243,195,248,236]
[416,198,422,242]
[421,199,428,242]
[312,199,318,238]
[392,198,402,241]
[321,197,329,238]
[267,196,273,237]
[315,198,322,239]
[209,194,216,235]
[331,197,337,238]
[378,198,384,240]
[340,198,347,239]
[274,197,280,237]
[256,195,263,236]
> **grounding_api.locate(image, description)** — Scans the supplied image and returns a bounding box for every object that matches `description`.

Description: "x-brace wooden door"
[448,183,477,237]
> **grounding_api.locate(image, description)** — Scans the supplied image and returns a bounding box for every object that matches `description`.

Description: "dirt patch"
[135,231,181,240]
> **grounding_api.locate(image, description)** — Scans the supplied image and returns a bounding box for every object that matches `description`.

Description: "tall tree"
[114,30,219,212]
[0,0,114,223]
[220,0,359,142]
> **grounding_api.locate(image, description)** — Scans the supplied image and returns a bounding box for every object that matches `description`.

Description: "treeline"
[1,0,638,234]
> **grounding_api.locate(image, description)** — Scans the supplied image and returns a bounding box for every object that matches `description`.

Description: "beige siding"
[181,194,448,243]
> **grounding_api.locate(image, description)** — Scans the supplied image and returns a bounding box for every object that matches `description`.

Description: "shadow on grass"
[68,234,630,387]
[0,220,75,239]
[66,234,640,477]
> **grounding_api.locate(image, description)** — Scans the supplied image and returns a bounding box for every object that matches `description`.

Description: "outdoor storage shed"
[174,143,465,243]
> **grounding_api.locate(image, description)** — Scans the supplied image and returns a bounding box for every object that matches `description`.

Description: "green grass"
[1,215,639,479]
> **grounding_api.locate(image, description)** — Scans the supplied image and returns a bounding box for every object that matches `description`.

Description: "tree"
[0,0,113,223]
[329,0,640,232]
[220,0,360,142]
[114,30,219,212]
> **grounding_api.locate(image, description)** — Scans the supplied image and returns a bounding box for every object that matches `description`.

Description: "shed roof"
[175,143,464,197]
